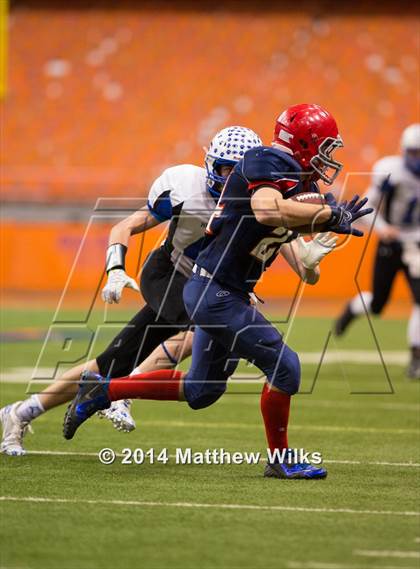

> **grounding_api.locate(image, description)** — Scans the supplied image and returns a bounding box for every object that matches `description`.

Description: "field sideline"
[1,308,419,569]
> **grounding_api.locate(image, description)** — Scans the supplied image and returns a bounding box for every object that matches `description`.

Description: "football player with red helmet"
[273,103,344,185]
[64,104,372,480]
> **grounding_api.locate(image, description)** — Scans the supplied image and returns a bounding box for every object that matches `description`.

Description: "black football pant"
[96,246,190,378]
[95,304,185,378]
[371,241,420,315]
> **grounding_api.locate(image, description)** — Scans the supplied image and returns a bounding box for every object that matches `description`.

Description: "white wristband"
[106,243,127,273]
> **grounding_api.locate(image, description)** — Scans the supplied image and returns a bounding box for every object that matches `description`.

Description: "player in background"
[63,104,372,480]
[334,124,420,379]
[0,126,264,456]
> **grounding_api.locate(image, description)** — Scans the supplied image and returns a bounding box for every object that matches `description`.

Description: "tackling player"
[63,103,372,480]
[334,124,420,379]
[0,126,264,455]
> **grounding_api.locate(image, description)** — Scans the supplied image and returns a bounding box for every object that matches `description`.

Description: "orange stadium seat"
[0,3,417,300]
[1,3,418,204]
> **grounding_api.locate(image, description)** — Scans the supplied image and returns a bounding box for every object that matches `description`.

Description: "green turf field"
[1,308,419,569]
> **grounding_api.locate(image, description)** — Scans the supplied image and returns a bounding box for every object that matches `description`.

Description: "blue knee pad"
[183,358,236,410]
[267,345,301,395]
[185,384,227,410]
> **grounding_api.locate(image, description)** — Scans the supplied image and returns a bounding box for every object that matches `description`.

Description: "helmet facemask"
[310,135,344,185]
[205,155,236,188]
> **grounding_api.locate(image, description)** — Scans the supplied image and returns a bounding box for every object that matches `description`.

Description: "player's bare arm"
[251,187,372,237]
[102,208,161,304]
[250,187,332,228]
[108,207,161,247]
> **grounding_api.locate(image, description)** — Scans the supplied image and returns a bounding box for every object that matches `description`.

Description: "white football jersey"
[147,164,216,276]
[367,155,420,242]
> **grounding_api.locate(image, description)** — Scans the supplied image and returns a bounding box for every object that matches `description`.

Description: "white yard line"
[287,562,412,569]
[354,549,420,559]
[297,351,408,365]
[3,373,419,415]
[0,564,31,569]
[28,450,98,457]
[219,398,420,412]
[0,496,418,517]
[1,367,55,383]
[6,417,418,436]
[325,459,420,467]
[288,562,413,569]
[16,417,417,435]
[286,400,420,412]
[24,450,420,467]
[138,420,419,435]
[0,350,409,382]
[2,370,419,413]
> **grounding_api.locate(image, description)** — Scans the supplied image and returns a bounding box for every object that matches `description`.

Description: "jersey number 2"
[251,227,292,263]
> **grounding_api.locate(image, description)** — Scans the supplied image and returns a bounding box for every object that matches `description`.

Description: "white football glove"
[297,232,338,270]
[101,269,140,304]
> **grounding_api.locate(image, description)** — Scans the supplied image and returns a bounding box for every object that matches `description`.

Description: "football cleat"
[407,357,420,380]
[334,303,356,336]
[63,371,111,440]
[0,402,33,456]
[97,399,136,432]
[264,461,327,480]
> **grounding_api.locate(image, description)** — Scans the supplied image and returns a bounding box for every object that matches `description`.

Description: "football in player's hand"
[290,192,328,234]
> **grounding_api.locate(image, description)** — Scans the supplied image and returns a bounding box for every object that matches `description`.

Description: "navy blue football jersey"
[195,146,318,292]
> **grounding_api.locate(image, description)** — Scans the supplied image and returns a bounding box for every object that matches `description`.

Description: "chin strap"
[207,184,222,199]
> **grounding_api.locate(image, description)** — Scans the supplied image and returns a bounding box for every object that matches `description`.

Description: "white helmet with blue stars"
[205,126,262,192]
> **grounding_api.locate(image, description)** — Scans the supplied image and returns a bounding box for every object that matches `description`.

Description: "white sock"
[350,291,373,316]
[16,394,45,423]
[408,305,420,348]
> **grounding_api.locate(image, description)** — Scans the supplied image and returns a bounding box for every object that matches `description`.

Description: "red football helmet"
[273,103,343,185]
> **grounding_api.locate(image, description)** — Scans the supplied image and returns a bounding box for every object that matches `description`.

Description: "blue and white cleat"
[97,399,136,433]
[63,371,111,440]
[264,460,327,480]
[0,402,32,456]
